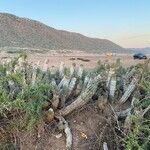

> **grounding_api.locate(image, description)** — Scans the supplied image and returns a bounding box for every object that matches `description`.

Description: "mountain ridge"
[128,47,150,54]
[0,12,126,53]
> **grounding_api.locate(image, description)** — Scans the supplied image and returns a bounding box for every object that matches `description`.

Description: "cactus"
[0,54,150,150]
[68,77,77,96]
[122,68,136,92]
[77,64,84,78]
[59,74,102,116]
[42,59,49,72]
[70,63,76,77]
[106,68,114,87]
[59,62,65,78]
[58,76,70,89]
[109,75,117,99]
[119,77,138,104]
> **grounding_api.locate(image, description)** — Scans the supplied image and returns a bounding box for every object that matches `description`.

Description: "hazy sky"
[0,0,150,48]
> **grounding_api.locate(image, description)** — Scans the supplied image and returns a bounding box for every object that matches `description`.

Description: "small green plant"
[125,115,150,150]
[125,62,150,150]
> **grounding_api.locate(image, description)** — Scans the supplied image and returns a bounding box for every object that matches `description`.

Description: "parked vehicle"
[133,53,147,59]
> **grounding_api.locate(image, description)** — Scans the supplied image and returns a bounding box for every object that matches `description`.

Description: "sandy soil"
[16,102,121,150]
[27,51,147,69]
[0,50,147,68]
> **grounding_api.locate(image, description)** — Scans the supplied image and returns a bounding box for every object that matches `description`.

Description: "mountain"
[0,13,126,53]
[128,47,150,54]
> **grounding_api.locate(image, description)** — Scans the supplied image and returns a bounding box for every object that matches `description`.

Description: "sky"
[0,0,150,48]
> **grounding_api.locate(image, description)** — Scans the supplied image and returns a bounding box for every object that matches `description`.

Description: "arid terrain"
[0,50,148,69]
[0,50,149,150]
[0,2,150,150]
[0,13,125,53]
[0,1,150,149]
[22,51,148,68]
[0,12,149,69]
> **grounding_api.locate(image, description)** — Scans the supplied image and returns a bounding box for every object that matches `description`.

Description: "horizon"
[0,0,150,48]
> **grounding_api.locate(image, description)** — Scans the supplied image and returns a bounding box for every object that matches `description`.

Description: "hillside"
[0,13,126,53]
[129,47,150,54]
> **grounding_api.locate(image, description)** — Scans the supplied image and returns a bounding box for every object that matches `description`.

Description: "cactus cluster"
[0,55,149,149]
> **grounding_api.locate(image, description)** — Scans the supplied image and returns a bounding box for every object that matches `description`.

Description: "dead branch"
[109,104,121,130]
[57,116,72,149]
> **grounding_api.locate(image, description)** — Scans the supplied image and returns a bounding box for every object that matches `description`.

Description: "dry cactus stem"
[109,75,117,99]
[122,68,136,92]
[77,64,84,78]
[59,74,103,116]
[119,77,138,104]
[59,61,65,78]
[103,142,109,150]
[57,116,72,149]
